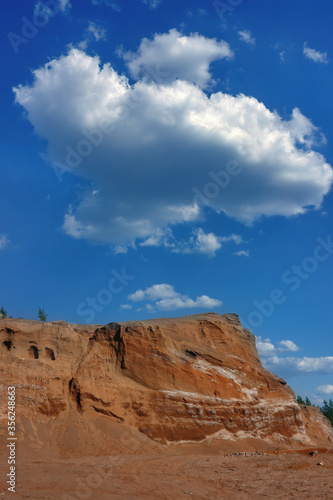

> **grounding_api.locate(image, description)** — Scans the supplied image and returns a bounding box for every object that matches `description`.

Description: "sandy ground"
[1,449,333,500]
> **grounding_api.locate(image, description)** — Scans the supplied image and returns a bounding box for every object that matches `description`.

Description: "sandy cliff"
[1,313,332,456]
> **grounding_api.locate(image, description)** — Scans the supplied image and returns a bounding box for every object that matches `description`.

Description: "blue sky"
[1,0,332,403]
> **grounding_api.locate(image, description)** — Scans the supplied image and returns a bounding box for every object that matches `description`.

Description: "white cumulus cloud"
[189,228,222,256]
[303,42,328,64]
[256,336,300,357]
[315,384,333,395]
[256,337,276,356]
[181,230,243,256]
[122,29,233,88]
[277,339,300,352]
[263,356,333,377]
[172,228,223,257]
[128,283,222,311]
[129,283,177,302]
[13,37,332,250]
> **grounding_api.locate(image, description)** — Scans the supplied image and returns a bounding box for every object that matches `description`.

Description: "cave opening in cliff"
[3,340,13,351]
[45,347,55,360]
[69,378,82,411]
[185,349,197,358]
[28,345,39,359]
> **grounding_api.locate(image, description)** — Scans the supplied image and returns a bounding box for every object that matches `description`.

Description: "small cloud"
[139,228,175,249]
[120,304,132,310]
[256,337,276,356]
[174,228,222,257]
[256,337,300,357]
[238,30,255,46]
[143,0,161,8]
[34,0,71,19]
[140,235,164,247]
[111,2,121,11]
[192,229,221,256]
[128,283,222,311]
[59,0,71,12]
[140,228,244,258]
[315,384,333,395]
[174,230,244,257]
[303,42,328,64]
[78,21,106,50]
[146,304,156,312]
[113,245,129,254]
[87,22,106,41]
[221,234,244,245]
[34,1,51,20]
[0,235,9,250]
[272,43,286,62]
[277,340,300,352]
[77,40,88,50]
[92,0,120,7]
[129,284,176,302]
[233,250,249,257]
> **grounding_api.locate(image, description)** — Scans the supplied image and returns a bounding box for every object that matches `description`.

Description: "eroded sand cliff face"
[1,313,332,455]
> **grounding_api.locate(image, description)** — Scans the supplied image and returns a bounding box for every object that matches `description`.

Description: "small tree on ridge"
[38,307,47,322]
[0,307,7,318]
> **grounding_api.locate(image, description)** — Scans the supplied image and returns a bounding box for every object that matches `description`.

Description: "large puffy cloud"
[122,29,233,88]
[127,283,222,311]
[13,40,332,248]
